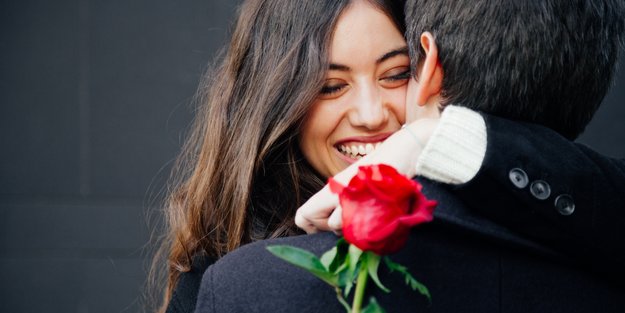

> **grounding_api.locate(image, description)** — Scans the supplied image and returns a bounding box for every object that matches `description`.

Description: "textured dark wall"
[0,0,241,312]
[0,1,623,312]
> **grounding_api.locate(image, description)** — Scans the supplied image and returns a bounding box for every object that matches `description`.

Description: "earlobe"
[414,32,443,107]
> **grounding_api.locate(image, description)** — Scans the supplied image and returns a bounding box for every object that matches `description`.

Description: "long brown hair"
[151,0,406,310]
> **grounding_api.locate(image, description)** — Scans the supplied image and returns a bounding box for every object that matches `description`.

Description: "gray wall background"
[0,1,623,312]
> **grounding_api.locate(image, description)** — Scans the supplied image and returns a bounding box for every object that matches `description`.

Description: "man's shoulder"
[203,232,340,286]
[196,233,343,313]
[215,232,338,270]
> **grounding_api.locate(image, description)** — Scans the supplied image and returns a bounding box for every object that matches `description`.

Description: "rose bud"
[329,164,437,255]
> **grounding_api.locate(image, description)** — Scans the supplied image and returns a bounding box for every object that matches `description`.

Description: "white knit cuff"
[415,105,487,184]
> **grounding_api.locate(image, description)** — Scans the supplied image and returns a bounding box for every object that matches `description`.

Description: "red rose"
[329,164,437,255]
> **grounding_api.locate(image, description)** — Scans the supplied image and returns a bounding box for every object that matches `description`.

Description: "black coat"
[194,181,625,312]
[167,115,625,313]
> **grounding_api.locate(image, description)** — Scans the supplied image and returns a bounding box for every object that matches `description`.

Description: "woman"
[155,0,408,312]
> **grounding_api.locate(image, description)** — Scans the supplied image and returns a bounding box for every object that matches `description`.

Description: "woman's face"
[300,1,409,178]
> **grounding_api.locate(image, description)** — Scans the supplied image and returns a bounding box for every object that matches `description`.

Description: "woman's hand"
[294,184,343,234]
[295,118,440,234]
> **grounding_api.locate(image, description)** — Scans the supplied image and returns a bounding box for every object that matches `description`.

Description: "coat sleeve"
[451,113,625,281]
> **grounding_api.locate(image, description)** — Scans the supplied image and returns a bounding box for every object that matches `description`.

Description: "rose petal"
[338,164,437,255]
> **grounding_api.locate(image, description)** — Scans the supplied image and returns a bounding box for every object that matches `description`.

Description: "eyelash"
[320,84,348,95]
[382,70,411,82]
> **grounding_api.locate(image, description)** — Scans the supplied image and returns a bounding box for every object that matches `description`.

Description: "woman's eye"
[320,84,346,95]
[380,68,410,87]
[386,70,411,81]
[319,79,349,99]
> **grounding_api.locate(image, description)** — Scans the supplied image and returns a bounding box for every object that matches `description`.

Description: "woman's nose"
[348,85,388,130]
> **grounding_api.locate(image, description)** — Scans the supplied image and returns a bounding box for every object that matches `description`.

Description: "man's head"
[405,0,625,139]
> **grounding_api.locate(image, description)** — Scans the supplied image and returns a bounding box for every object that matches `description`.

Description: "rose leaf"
[366,252,390,293]
[383,256,431,302]
[361,297,387,313]
[266,245,338,286]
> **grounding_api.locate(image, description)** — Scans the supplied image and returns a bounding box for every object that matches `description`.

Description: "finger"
[295,204,333,233]
[327,206,343,232]
[295,186,338,233]
[295,210,320,234]
[301,212,332,233]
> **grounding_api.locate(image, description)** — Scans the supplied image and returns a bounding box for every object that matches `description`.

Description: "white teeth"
[358,145,366,155]
[337,141,384,159]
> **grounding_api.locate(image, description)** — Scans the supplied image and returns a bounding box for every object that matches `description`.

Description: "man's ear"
[413,32,443,107]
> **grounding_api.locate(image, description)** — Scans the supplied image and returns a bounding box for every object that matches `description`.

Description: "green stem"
[352,258,369,313]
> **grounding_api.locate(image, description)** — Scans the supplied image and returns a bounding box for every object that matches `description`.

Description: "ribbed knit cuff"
[415,105,487,184]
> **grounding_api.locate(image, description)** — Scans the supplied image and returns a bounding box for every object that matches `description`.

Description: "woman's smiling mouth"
[337,142,382,159]
[334,132,393,160]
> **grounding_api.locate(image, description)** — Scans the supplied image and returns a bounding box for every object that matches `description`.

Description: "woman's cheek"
[385,86,408,124]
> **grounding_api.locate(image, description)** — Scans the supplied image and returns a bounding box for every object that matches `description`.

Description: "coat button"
[509,168,529,189]
[530,180,551,200]
[554,194,575,216]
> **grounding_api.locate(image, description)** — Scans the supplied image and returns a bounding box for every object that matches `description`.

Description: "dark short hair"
[405,0,625,139]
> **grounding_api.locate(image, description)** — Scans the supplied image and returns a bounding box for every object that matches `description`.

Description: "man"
[193,0,625,312]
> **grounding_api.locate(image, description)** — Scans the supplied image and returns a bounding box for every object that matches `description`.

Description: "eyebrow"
[329,63,351,71]
[376,46,409,64]
[328,46,409,72]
